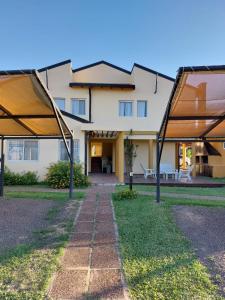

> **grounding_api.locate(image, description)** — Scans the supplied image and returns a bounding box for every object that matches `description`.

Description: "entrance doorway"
[90,141,113,173]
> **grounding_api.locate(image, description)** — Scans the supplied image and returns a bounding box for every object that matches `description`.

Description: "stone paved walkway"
[49,186,128,300]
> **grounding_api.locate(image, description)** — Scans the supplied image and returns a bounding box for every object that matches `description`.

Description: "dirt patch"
[0,198,55,253]
[173,205,225,296]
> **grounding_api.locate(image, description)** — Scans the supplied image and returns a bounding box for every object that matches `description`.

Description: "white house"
[5,59,176,183]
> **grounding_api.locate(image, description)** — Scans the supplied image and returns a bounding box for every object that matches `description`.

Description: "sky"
[0,0,225,77]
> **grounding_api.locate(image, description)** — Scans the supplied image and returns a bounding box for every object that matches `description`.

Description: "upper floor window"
[8,140,38,161]
[72,99,86,116]
[59,139,80,162]
[137,100,147,117]
[54,98,65,110]
[119,101,132,117]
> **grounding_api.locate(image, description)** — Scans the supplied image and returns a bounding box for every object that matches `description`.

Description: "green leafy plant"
[113,189,138,200]
[4,167,38,185]
[46,161,89,189]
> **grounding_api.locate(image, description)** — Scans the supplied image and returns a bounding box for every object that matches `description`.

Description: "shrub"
[45,161,89,189]
[114,189,138,201]
[4,167,38,185]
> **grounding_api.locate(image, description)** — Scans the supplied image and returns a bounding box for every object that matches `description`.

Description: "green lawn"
[0,192,84,299]
[118,184,225,197]
[113,193,224,299]
[5,191,85,201]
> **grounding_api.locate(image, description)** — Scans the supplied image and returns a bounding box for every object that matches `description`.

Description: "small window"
[119,101,132,117]
[223,142,225,150]
[8,140,38,161]
[59,140,80,162]
[72,99,86,116]
[54,98,65,110]
[137,100,147,117]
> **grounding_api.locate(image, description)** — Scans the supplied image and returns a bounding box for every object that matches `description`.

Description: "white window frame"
[54,98,66,111]
[59,139,80,162]
[137,100,148,118]
[7,139,39,161]
[71,98,86,116]
[119,100,133,117]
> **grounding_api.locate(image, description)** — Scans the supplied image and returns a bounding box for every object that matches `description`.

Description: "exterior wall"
[73,64,132,84]
[6,60,175,182]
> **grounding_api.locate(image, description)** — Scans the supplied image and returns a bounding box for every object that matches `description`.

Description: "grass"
[0,192,82,299]
[113,193,224,299]
[5,191,85,201]
[117,184,225,197]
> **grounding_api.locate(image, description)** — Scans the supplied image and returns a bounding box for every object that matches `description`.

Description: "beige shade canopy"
[160,66,225,139]
[0,70,72,137]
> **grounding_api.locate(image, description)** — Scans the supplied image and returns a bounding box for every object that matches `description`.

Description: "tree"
[124,130,138,190]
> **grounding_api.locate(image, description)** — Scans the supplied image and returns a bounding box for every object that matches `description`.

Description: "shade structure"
[160,65,225,140]
[0,69,74,198]
[0,70,72,138]
[156,65,225,203]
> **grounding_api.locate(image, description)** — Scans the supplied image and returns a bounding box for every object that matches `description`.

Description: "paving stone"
[76,221,94,233]
[77,213,95,222]
[96,221,115,233]
[70,232,93,247]
[95,213,114,222]
[50,269,87,299]
[89,269,124,299]
[93,231,116,246]
[62,247,90,268]
[91,245,120,268]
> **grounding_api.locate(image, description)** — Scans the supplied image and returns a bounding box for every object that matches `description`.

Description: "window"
[223,142,225,150]
[72,99,86,116]
[119,101,132,117]
[137,100,147,117]
[8,140,38,161]
[59,140,80,162]
[54,98,65,110]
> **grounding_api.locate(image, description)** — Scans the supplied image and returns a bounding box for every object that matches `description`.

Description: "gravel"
[173,205,225,296]
[0,198,55,253]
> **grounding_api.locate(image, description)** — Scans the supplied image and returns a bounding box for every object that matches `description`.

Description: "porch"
[89,173,225,187]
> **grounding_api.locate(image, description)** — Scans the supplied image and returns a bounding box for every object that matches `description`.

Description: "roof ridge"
[72,60,131,75]
[38,59,71,72]
[132,63,175,82]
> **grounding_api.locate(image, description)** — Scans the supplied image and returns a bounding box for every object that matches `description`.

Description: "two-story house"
[5,59,176,183]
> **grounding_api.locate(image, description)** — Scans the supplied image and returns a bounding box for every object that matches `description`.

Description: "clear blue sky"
[0,0,225,77]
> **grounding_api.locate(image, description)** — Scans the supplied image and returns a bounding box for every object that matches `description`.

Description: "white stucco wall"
[6,60,175,179]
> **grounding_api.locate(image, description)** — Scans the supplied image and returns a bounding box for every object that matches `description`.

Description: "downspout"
[89,87,92,122]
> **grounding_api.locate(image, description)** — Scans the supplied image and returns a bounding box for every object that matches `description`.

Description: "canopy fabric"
[0,70,72,137]
[160,66,225,139]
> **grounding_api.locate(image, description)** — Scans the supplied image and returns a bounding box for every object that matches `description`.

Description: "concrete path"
[49,186,128,300]
[139,191,225,201]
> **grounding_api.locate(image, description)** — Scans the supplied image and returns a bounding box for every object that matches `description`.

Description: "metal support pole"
[0,138,4,197]
[69,137,74,199]
[84,132,88,176]
[156,135,160,203]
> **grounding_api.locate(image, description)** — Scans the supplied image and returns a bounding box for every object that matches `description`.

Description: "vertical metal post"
[156,135,160,203]
[69,137,74,199]
[0,138,4,197]
[84,132,88,176]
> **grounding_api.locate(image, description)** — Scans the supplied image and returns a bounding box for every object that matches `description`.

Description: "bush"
[4,167,38,185]
[114,189,138,201]
[45,161,89,189]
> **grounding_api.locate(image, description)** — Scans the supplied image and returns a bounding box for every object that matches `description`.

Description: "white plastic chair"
[178,165,193,181]
[140,163,156,179]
